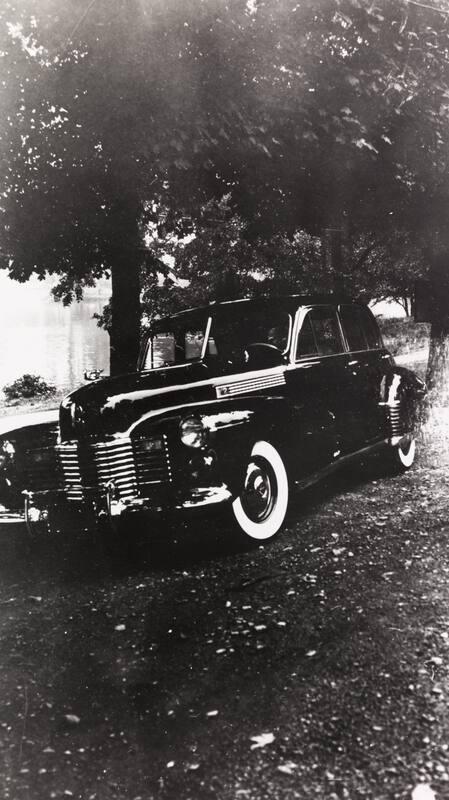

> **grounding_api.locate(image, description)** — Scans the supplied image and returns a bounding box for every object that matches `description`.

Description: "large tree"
[140,1,449,327]
[2,0,449,394]
[0,0,274,374]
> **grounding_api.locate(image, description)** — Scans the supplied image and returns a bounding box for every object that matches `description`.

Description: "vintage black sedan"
[0,296,426,541]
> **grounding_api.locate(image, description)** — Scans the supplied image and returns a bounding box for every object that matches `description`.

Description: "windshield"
[141,306,291,370]
[142,314,210,370]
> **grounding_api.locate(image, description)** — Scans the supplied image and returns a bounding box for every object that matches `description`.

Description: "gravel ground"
[1,419,449,800]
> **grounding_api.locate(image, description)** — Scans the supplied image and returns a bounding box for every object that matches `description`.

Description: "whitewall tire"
[391,436,416,471]
[231,441,289,540]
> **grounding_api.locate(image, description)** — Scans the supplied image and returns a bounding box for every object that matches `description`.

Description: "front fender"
[129,395,292,497]
[0,410,59,511]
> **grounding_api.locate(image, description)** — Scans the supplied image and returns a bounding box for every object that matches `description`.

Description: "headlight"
[179,416,208,449]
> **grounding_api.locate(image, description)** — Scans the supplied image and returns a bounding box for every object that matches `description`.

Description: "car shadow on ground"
[0,447,400,588]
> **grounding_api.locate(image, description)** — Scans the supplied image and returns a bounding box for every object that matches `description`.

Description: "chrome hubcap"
[240,457,276,523]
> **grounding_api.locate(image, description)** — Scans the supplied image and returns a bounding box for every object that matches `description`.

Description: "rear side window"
[339,305,382,351]
[296,307,344,359]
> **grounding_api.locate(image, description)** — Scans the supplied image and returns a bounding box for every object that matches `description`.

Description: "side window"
[309,307,344,356]
[339,305,367,352]
[295,314,318,359]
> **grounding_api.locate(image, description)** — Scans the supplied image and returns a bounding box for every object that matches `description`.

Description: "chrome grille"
[57,436,171,500]
[92,439,137,499]
[133,435,172,488]
[57,443,83,500]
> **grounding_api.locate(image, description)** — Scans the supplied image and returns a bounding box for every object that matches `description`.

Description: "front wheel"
[231,441,289,540]
[389,435,416,472]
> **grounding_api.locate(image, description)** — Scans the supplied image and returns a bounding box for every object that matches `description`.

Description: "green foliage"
[2,374,56,401]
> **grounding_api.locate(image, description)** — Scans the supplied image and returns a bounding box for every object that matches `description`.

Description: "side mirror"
[84,368,104,382]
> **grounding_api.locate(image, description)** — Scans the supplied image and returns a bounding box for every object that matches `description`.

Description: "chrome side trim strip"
[216,372,286,398]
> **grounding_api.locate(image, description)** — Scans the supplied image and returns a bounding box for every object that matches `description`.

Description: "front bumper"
[109,483,233,517]
[20,480,234,534]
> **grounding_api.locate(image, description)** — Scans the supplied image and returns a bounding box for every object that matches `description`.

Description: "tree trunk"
[401,296,411,317]
[109,252,141,376]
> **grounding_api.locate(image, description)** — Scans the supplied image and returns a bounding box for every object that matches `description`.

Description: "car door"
[338,304,393,444]
[285,305,355,477]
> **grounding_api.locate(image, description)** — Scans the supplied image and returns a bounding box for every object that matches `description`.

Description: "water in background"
[0,273,110,394]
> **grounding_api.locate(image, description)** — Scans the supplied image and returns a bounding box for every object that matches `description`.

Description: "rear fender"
[380,367,427,436]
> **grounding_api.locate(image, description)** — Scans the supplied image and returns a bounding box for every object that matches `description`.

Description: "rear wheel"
[231,441,289,540]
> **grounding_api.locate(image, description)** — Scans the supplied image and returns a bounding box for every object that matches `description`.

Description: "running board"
[295,438,389,492]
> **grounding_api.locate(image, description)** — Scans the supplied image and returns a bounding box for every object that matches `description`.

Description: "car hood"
[60,362,216,440]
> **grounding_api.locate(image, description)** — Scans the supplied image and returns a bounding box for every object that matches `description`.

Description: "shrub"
[2,374,56,401]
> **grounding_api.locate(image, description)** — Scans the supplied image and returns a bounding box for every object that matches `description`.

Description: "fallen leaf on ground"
[64,714,80,725]
[250,732,275,750]
[278,761,297,775]
[411,785,436,800]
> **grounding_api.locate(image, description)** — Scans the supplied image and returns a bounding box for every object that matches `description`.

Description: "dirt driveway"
[1,420,449,800]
